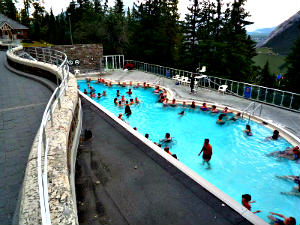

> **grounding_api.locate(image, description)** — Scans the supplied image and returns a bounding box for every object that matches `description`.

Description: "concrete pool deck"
[76,98,253,225]
[97,70,300,138]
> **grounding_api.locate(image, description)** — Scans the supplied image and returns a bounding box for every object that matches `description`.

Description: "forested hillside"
[258,11,300,55]
[1,0,299,93]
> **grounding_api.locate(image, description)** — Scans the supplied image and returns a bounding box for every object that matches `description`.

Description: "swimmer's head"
[242,194,251,202]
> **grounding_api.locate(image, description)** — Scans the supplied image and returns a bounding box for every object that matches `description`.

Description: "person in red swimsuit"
[241,194,261,214]
[198,139,213,168]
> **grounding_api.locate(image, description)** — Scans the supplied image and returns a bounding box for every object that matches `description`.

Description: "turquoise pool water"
[78,80,299,223]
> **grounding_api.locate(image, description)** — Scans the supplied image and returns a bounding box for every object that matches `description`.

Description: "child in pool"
[244,124,252,136]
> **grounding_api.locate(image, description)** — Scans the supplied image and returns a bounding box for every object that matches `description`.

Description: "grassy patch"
[253,48,287,75]
[22,40,53,47]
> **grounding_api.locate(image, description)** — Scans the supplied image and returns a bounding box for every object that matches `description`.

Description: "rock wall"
[52,44,103,72]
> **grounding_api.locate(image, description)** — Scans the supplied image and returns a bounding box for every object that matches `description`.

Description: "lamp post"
[68,13,73,45]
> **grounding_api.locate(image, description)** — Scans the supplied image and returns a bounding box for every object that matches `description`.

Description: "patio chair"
[172,74,180,81]
[218,85,228,94]
[182,77,191,86]
[178,76,185,84]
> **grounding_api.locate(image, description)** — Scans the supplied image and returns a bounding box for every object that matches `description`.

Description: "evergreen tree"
[31,2,46,41]
[285,37,300,93]
[0,0,17,20]
[260,61,275,87]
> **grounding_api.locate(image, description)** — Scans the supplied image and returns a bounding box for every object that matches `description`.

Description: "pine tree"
[0,0,17,20]
[260,61,275,87]
[285,37,300,93]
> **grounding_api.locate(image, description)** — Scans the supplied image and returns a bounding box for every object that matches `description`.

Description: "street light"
[68,12,73,45]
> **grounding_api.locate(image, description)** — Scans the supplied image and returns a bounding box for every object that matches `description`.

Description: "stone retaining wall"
[6,46,81,225]
[51,44,103,72]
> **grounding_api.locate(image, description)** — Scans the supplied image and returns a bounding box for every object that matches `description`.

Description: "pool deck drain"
[76,99,253,225]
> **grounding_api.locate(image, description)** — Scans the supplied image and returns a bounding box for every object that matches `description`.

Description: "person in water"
[198,139,213,168]
[102,91,106,96]
[200,103,208,111]
[116,90,120,97]
[229,112,241,121]
[265,130,280,141]
[164,146,172,155]
[268,212,296,225]
[222,107,231,114]
[118,113,124,121]
[125,102,132,116]
[241,194,261,214]
[135,97,140,104]
[114,98,118,105]
[170,99,177,107]
[244,124,252,136]
[277,147,300,161]
[97,93,101,99]
[211,105,218,113]
[191,101,196,109]
[178,111,185,116]
[268,146,300,159]
[163,98,169,106]
[216,114,226,125]
[127,88,133,95]
[160,133,172,143]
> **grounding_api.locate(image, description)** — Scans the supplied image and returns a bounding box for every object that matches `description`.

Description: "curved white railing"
[13,47,70,225]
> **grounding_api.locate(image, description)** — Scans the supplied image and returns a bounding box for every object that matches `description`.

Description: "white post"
[118,55,121,69]
[105,56,108,70]
[122,55,124,68]
[112,56,114,69]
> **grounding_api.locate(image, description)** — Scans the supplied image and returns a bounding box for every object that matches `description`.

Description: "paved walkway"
[76,99,253,225]
[101,70,300,138]
[0,51,52,224]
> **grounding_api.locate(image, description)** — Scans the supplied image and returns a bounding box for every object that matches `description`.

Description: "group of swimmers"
[81,79,299,221]
[82,82,107,99]
[143,132,178,160]
[241,194,296,225]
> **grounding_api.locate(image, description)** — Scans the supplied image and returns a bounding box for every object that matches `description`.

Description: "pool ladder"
[241,102,263,123]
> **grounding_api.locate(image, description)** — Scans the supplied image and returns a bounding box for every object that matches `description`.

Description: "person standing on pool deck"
[198,139,212,168]
[190,74,196,93]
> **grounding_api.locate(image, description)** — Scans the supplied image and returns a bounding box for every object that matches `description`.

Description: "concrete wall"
[6,46,82,225]
[51,44,103,72]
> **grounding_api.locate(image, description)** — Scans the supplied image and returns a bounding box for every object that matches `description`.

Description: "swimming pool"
[78,80,299,223]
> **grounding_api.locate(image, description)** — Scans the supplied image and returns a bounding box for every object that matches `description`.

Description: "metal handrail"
[11,46,70,225]
[126,60,300,112]
[241,102,263,123]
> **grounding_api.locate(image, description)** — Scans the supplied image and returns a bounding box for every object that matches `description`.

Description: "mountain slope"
[257,11,300,55]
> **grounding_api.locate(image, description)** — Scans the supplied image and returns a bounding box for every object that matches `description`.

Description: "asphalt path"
[0,51,52,224]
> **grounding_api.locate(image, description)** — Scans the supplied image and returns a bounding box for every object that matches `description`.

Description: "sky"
[16,0,300,31]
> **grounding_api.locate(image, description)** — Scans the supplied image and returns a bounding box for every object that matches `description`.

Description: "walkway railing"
[126,60,300,112]
[10,46,70,225]
[103,55,124,70]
